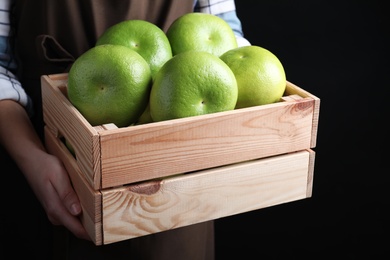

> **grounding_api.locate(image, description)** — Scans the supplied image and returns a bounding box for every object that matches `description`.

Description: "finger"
[61,211,91,240]
[53,166,82,216]
[54,206,91,240]
[45,183,90,240]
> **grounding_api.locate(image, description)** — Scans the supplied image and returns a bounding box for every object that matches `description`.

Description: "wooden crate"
[42,73,320,245]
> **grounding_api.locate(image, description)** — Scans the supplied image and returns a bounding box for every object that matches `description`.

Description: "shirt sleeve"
[0,65,30,107]
[194,0,251,46]
[0,0,33,115]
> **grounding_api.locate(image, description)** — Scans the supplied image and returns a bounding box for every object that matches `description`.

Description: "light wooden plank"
[98,97,315,187]
[101,150,313,244]
[44,127,103,245]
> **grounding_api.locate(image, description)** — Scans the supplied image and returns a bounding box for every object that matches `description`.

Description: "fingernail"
[71,203,81,215]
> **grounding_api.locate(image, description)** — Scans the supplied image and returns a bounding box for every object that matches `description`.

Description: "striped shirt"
[0,0,11,36]
[0,0,249,113]
[0,0,30,110]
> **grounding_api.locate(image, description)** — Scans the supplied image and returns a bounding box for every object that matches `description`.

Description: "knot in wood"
[128,181,161,195]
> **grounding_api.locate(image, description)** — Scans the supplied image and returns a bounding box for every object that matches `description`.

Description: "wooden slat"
[44,127,103,245]
[98,97,315,188]
[101,150,314,244]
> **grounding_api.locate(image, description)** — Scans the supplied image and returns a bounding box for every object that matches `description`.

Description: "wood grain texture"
[44,124,315,245]
[101,150,314,244]
[44,127,103,245]
[97,89,316,188]
[285,81,320,148]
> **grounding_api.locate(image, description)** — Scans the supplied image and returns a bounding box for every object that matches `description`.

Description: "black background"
[215,1,389,259]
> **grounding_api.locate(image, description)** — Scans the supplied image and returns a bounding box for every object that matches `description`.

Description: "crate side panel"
[41,75,101,189]
[285,81,320,148]
[44,127,103,245]
[101,150,312,244]
[99,99,315,188]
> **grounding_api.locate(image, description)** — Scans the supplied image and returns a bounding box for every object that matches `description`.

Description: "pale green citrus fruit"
[95,19,172,79]
[149,50,238,122]
[220,45,286,108]
[166,13,238,57]
[135,103,153,125]
[64,138,75,157]
[67,44,152,127]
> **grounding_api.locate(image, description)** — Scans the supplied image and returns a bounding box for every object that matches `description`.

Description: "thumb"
[62,184,82,216]
[55,167,82,216]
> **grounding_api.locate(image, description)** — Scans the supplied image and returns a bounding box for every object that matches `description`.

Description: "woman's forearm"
[0,99,47,174]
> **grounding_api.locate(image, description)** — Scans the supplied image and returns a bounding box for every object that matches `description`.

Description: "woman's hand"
[0,99,90,240]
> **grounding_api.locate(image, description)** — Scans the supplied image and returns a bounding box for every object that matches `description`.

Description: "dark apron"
[9,1,214,259]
